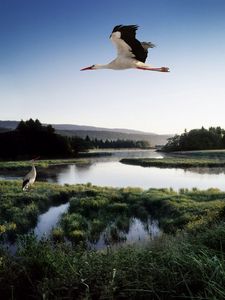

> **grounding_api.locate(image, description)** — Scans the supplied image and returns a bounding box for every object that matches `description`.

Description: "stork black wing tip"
[112,24,139,33]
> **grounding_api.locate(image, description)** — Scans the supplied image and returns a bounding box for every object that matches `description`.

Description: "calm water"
[1,149,225,190]
[32,202,161,249]
[89,217,161,250]
[34,202,69,238]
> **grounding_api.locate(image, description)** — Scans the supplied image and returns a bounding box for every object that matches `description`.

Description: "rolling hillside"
[0,121,172,146]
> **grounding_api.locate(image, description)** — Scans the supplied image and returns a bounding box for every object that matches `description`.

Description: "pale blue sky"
[0,0,225,134]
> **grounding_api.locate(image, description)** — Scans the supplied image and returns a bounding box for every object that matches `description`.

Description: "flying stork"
[81,25,169,72]
[22,157,39,191]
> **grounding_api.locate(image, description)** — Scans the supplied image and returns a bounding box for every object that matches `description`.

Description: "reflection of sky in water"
[55,163,225,191]
[1,150,225,190]
[32,203,161,249]
[34,203,69,239]
[89,218,161,250]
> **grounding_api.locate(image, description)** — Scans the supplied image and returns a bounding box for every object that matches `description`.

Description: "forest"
[163,126,225,152]
[0,119,150,159]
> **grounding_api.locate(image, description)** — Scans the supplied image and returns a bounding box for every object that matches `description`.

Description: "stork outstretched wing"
[110,25,152,63]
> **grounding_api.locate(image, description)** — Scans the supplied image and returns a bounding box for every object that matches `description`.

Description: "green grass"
[121,157,225,168]
[0,181,88,238]
[0,158,88,171]
[1,180,225,241]
[50,186,225,243]
[1,222,225,299]
[1,181,225,298]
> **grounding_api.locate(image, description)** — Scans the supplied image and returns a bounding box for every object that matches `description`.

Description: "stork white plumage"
[81,25,169,72]
[22,158,39,191]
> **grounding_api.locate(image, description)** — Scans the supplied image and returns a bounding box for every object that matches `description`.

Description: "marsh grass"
[1,223,225,299]
[0,181,89,239]
[173,149,225,159]
[2,181,225,298]
[1,181,225,241]
[54,185,225,246]
[0,158,88,171]
[121,157,225,168]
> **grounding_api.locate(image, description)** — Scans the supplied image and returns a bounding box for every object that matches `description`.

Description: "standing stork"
[22,157,39,191]
[81,25,169,72]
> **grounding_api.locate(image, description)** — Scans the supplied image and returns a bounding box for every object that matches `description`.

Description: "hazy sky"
[0,0,225,134]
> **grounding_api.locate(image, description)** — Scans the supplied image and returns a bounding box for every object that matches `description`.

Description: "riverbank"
[1,181,225,298]
[0,158,89,171]
[121,157,225,168]
[165,149,225,159]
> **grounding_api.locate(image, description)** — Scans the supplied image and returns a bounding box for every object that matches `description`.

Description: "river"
[2,149,225,248]
[1,149,225,190]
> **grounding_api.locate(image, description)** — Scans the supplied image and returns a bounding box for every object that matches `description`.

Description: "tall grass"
[1,180,225,241]
[0,181,86,238]
[1,181,225,298]
[1,223,225,299]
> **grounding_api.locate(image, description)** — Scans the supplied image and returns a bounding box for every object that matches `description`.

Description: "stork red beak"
[80,66,94,71]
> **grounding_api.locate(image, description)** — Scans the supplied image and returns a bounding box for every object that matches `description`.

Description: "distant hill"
[0,127,10,133]
[56,130,171,146]
[0,120,172,146]
[53,124,157,135]
[0,121,19,130]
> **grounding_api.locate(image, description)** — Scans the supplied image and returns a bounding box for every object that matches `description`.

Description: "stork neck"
[94,64,110,70]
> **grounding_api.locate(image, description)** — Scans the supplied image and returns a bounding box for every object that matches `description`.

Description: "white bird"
[22,157,39,191]
[81,24,169,72]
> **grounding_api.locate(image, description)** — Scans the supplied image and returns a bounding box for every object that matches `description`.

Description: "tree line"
[162,126,225,152]
[0,119,150,159]
[83,135,150,149]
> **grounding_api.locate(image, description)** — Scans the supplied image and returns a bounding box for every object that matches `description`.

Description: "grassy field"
[1,181,225,298]
[0,158,88,171]
[121,157,225,168]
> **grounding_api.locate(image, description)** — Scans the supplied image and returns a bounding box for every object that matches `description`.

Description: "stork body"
[22,161,37,191]
[81,25,169,72]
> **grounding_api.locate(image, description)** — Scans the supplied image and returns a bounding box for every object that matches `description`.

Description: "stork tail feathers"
[22,179,29,190]
[141,42,156,50]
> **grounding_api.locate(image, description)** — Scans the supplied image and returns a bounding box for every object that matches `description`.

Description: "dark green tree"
[163,127,225,152]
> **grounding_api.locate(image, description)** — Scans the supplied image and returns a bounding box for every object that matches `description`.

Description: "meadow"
[1,181,225,298]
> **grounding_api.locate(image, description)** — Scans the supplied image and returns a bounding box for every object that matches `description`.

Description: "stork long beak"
[80,66,94,71]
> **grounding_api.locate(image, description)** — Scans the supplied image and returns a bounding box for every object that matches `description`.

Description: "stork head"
[30,156,40,163]
[80,64,96,71]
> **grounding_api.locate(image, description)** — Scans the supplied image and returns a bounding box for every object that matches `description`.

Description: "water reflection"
[43,163,225,190]
[32,201,161,250]
[34,203,69,238]
[187,167,225,175]
[90,217,161,250]
[1,150,225,190]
